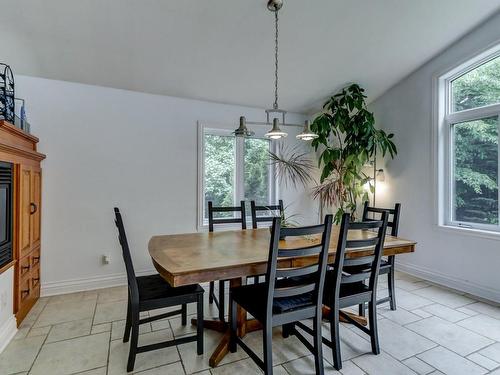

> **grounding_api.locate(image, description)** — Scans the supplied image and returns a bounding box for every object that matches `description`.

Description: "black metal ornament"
[0,63,15,123]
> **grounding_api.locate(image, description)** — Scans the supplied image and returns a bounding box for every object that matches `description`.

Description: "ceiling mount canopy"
[234,0,313,141]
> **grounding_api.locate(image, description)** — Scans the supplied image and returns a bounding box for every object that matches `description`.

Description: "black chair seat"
[232,282,314,319]
[323,272,372,307]
[137,274,204,302]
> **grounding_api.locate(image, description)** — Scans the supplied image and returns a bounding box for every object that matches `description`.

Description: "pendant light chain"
[273,9,279,110]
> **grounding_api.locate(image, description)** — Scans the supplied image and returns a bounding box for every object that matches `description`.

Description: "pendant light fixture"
[233,116,255,137]
[265,118,287,139]
[296,120,319,141]
[234,0,316,141]
[262,0,288,140]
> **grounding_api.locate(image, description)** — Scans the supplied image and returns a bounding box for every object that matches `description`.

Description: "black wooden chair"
[114,208,204,372]
[229,215,333,375]
[208,200,246,322]
[361,202,401,311]
[250,200,284,229]
[320,212,388,370]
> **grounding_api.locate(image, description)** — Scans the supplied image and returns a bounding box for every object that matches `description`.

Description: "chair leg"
[197,295,204,355]
[209,281,214,304]
[263,323,273,375]
[282,323,292,338]
[127,307,140,372]
[368,300,380,355]
[218,280,225,322]
[358,303,365,317]
[313,315,325,375]
[123,297,132,343]
[388,256,397,310]
[330,308,342,370]
[181,303,187,326]
[229,299,237,353]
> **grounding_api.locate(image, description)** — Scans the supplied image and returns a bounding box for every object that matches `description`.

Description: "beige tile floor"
[1,271,500,374]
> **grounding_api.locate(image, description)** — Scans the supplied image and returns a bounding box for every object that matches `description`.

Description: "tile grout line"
[26,324,53,374]
[168,318,188,375]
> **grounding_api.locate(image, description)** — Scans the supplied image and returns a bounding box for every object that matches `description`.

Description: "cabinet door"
[18,166,32,258]
[30,168,41,249]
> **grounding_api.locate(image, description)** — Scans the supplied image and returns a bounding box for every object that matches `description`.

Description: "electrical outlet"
[102,254,111,265]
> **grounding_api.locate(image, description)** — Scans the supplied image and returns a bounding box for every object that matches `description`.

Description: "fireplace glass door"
[0,162,13,268]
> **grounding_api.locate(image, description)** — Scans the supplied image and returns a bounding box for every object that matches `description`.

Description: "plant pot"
[269,226,286,240]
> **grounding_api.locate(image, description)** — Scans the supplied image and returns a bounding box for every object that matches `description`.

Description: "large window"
[440,46,500,231]
[199,126,276,227]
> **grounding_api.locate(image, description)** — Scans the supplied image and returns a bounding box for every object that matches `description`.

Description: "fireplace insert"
[0,161,13,269]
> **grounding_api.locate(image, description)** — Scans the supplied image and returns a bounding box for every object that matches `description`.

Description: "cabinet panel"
[31,168,41,249]
[19,166,31,258]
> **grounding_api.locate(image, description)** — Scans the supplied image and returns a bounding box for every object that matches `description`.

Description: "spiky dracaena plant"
[268,143,315,189]
[311,84,397,223]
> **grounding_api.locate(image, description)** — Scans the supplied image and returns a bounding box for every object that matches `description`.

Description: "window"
[199,126,276,227]
[439,45,500,232]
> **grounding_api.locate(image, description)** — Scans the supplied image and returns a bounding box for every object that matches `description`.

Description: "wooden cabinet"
[0,120,45,326]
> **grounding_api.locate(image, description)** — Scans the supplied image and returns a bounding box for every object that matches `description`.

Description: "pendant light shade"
[233,116,255,137]
[296,120,318,141]
[265,118,287,139]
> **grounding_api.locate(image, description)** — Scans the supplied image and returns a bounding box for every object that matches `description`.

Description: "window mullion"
[235,137,245,206]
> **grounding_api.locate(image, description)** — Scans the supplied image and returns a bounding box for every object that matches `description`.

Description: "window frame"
[436,42,500,234]
[197,122,278,230]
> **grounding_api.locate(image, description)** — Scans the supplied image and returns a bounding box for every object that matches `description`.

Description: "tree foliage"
[452,56,500,224]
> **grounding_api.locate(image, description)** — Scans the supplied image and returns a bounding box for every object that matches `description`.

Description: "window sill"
[437,224,500,241]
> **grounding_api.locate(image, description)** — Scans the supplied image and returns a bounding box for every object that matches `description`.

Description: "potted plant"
[268,205,299,240]
[310,84,397,223]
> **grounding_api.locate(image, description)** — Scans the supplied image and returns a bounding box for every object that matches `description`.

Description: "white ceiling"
[1,0,499,113]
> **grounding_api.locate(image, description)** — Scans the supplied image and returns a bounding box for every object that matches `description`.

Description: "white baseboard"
[41,269,156,297]
[0,315,17,353]
[396,261,500,303]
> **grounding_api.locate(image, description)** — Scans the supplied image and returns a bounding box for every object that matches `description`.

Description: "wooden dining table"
[148,226,416,367]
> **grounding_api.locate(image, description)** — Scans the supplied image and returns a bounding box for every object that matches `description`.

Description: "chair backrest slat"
[343,255,375,267]
[250,200,284,229]
[274,283,316,298]
[275,264,319,278]
[362,202,401,236]
[326,212,389,304]
[341,271,372,284]
[208,200,247,232]
[114,207,139,302]
[265,215,333,317]
[346,238,379,248]
[277,244,323,258]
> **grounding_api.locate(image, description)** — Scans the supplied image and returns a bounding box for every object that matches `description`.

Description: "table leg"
[205,277,254,368]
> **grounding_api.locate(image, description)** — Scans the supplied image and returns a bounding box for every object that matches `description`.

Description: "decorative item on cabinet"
[0,63,15,124]
[0,119,45,326]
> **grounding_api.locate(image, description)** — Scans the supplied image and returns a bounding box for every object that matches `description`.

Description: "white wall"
[0,268,16,353]
[371,12,500,302]
[13,76,315,296]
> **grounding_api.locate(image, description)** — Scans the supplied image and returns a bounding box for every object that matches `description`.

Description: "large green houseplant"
[310,84,397,223]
